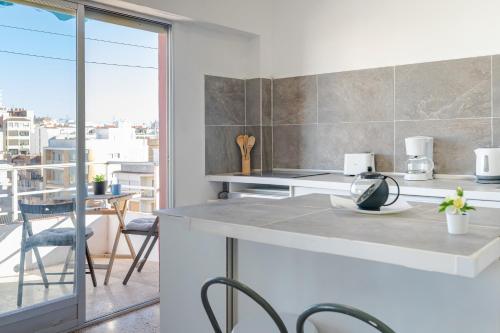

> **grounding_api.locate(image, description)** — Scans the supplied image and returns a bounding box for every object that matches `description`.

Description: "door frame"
[0,1,82,332]
[0,0,172,331]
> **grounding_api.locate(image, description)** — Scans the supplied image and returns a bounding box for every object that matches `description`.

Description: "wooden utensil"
[243,135,249,157]
[246,136,256,159]
[236,135,246,157]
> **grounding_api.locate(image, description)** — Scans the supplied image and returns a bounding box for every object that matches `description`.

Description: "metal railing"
[0,161,160,223]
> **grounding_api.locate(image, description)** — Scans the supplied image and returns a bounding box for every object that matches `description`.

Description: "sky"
[0,1,160,124]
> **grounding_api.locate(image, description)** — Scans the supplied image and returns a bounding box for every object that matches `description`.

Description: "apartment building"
[1,108,33,156]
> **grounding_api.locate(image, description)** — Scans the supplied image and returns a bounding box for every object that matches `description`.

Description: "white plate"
[354,200,414,215]
[330,195,414,215]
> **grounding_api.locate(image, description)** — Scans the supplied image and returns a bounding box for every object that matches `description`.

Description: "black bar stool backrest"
[297,303,396,333]
[201,277,288,333]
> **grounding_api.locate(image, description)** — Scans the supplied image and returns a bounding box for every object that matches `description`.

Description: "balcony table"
[85,192,139,285]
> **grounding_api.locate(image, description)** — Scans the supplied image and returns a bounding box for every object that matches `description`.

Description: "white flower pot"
[446,212,470,235]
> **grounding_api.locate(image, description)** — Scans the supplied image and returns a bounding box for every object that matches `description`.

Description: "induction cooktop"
[244,170,330,178]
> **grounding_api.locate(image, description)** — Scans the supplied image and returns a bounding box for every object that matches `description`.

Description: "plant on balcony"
[93,174,107,195]
[439,186,475,235]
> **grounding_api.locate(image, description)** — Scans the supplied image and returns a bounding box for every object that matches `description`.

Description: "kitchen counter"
[158,194,500,333]
[158,194,500,278]
[207,172,500,202]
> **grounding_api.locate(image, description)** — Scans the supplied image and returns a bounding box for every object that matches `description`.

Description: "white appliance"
[474,148,500,183]
[343,153,375,176]
[404,136,434,181]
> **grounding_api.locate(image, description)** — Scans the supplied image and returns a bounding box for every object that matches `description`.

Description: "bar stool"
[122,216,159,285]
[297,303,396,333]
[234,313,317,333]
[202,277,288,333]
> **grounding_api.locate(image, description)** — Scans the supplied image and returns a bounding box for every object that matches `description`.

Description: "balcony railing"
[0,161,160,223]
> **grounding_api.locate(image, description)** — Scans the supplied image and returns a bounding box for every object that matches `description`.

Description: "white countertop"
[207,172,500,201]
[157,194,500,278]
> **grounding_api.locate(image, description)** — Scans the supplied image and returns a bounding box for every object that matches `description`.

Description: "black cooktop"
[244,171,330,178]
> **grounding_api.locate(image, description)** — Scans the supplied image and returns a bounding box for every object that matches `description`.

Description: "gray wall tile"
[245,79,261,126]
[492,56,500,117]
[492,118,500,146]
[318,67,394,123]
[245,126,262,170]
[205,75,245,125]
[395,119,491,174]
[205,126,245,174]
[206,55,495,175]
[273,76,317,125]
[395,57,491,120]
[262,126,273,171]
[262,79,272,126]
[273,125,317,169]
[316,122,394,172]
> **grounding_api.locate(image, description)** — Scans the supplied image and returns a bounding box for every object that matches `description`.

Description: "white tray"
[330,195,414,215]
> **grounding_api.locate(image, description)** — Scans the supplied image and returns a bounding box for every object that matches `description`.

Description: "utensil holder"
[242,158,251,175]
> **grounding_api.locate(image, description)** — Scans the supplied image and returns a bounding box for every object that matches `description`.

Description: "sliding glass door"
[83,9,165,320]
[0,0,85,332]
[0,1,168,331]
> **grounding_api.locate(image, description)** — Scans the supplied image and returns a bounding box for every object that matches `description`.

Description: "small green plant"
[439,186,475,215]
[93,174,105,183]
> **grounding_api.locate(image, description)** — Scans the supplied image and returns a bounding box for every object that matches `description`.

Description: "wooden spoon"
[243,135,249,158]
[246,136,256,159]
[236,135,245,157]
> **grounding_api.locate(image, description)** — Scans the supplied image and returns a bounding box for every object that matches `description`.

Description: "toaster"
[344,153,375,176]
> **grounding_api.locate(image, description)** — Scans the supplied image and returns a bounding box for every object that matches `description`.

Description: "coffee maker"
[404,136,434,181]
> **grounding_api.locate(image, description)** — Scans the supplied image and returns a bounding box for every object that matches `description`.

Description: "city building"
[1,108,34,156]
[42,122,150,194]
[86,123,149,179]
[42,137,77,192]
[31,124,75,156]
[112,162,158,213]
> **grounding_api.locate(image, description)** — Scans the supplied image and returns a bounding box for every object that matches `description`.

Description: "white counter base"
[207,172,500,202]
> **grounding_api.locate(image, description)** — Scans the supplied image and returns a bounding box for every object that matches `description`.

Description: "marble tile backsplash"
[395,57,491,120]
[206,54,500,175]
[205,76,272,174]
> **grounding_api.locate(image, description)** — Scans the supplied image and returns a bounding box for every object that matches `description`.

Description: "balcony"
[0,161,160,319]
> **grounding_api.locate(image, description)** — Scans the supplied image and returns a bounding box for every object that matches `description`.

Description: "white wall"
[99,0,273,76]
[172,22,260,205]
[98,0,265,205]
[96,0,500,78]
[271,0,500,77]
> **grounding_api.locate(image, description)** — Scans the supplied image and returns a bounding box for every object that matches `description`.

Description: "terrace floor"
[0,257,159,319]
[78,303,160,333]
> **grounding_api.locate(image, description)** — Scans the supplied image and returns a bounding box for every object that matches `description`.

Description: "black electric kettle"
[350,167,400,211]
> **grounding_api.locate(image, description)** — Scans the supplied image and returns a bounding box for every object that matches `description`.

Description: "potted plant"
[93,174,107,195]
[439,186,475,235]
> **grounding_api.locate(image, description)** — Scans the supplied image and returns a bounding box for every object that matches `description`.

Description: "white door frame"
[0,1,172,331]
[0,1,84,332]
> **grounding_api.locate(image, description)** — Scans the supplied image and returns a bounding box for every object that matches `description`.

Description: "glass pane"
[0,0,77,313]
[84,10,163,320]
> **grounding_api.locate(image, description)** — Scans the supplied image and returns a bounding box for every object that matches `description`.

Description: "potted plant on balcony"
[439,186,475,235]
[93,174,107,195]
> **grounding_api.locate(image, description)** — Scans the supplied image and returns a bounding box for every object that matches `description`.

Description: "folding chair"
[122,216,159,285]
[17,200,97,307]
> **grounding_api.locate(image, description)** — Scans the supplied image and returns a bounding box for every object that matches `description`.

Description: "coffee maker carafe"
[404,136,434,181]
